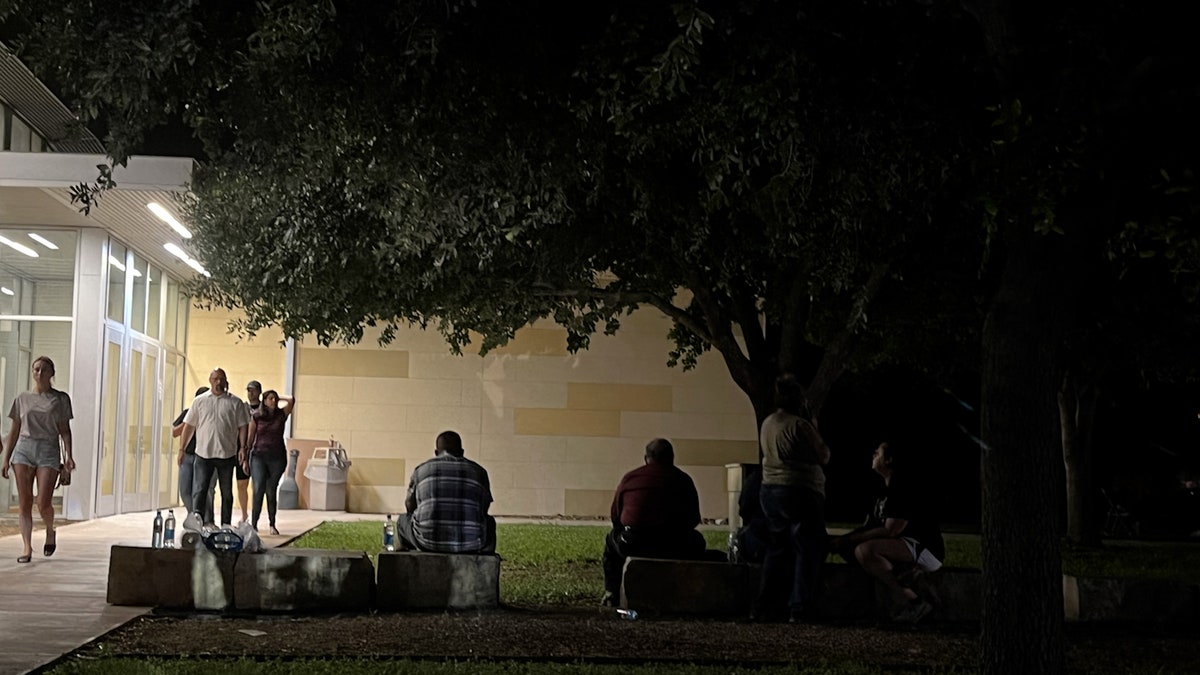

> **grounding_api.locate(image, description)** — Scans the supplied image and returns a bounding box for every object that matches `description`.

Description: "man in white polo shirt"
[179,368,251,527]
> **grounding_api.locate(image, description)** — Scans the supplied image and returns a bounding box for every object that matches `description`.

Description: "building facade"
[4,44,758,523]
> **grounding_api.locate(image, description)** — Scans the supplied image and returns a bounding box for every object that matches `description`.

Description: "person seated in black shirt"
[830,441,944,623]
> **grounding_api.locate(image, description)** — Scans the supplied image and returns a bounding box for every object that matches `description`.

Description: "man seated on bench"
[601,437,707,607]
[397,430,496,554]
[830,441,944,623]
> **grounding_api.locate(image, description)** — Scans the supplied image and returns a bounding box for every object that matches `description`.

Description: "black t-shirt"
[868,474,945,561]
[173,409,196,455]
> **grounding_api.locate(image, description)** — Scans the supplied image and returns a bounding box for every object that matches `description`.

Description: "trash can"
[303,445,351,510]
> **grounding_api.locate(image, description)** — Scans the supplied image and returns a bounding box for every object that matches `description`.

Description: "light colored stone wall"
[184,307,286,401]
[186,306,758,519]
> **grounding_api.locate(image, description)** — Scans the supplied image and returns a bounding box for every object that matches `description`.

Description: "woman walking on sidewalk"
[1,356,74,562]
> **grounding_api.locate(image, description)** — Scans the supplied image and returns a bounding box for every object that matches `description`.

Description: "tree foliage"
[3,0,976,421]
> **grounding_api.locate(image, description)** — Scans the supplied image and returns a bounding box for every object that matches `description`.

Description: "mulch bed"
[70,607,1200,673]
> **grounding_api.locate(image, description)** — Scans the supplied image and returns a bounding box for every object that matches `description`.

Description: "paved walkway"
[0,509,382,675]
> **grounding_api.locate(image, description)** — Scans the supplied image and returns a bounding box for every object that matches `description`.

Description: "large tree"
[965,0,1200,671]
[3,1,971,424]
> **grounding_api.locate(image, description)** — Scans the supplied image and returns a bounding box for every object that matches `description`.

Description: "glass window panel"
[123,350,142,495]
[107,240,127,323]
[0,230,76,318]
[130,252,148,334]
[100,339,121,499]
[9,116,30,152]
[163,278,179,348]
[159,353,180,507]
[138,349,156,495]
[176,290,189,348]
[146,265,162,339]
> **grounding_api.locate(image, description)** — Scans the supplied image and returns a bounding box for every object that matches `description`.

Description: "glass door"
[157,352,182,508]
[121,338,158,512]
[95,328,123,517]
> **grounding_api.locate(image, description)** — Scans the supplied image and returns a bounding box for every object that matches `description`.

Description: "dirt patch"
[76,608,1199,672]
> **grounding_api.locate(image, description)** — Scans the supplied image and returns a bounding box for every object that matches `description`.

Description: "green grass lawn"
[294,521,1200,600]
[291,521,728,606]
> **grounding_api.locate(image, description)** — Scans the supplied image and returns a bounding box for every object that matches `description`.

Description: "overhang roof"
[0,152,200,281]
[1,44,203,282]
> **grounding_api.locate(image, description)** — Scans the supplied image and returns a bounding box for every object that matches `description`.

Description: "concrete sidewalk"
[0,509,380,675]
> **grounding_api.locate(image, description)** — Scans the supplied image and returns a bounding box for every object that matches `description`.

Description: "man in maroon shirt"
[601,438,707,606]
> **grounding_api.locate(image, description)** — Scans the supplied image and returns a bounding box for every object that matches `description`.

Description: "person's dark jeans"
[178,454,215,524]
[601,525,707,595]
[755,484,827,619]
[192,455,237,526]
[396,513,497,553]
[250,453,287,529]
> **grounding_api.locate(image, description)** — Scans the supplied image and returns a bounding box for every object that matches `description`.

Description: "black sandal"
[17,554,31,563]
[43,532,56,557]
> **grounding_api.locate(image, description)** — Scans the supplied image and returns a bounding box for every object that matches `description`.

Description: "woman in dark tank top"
[247,390,295,535]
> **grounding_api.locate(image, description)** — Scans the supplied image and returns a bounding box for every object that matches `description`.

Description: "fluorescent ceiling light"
[27,233,58,250]
[108,255,126,271]
[0,287,12,296]
[0,236,39,258]
[147,202,192,239]
[164,243,210,277]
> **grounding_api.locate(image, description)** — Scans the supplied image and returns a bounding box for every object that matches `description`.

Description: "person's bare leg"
[13,464,36,559]
[36,466,57,554]
[237,478,250,523]
[854,538,918,601]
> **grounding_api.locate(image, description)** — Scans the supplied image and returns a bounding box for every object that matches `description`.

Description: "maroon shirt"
[610,461,701,531]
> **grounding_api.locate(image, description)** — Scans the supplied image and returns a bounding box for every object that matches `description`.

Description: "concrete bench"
[376,551,500,610]
[106,545,374,613]
[620,557,983,621]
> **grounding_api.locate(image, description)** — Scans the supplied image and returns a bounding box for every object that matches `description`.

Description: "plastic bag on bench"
[234,520,265,553]
[202,526,245,553]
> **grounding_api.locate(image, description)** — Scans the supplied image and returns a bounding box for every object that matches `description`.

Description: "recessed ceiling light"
[147,202,192,239]
[27,233,58,250]
[0,236,39,258]
[164,243,209,277]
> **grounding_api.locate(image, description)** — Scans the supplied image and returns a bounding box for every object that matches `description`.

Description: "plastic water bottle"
[383,514,396,552]
[163,510,176,548]
[617,609,638,620]
[151,510,163,548]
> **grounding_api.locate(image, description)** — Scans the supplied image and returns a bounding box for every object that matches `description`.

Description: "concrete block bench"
[620,557,983,621]
[234,548,374,612]
[620,557,758,615]
[106,545,374,613]
[1064,575,1199,623]
[376,551,500,610]
[107,545,235,610]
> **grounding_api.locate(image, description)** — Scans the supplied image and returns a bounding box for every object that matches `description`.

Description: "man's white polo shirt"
[183,391,251,460]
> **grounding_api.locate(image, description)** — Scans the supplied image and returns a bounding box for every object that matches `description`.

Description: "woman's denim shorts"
[11,437,61,469]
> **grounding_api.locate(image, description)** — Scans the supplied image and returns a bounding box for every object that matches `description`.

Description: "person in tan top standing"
[1,356,74,563]
[752,373,831,623]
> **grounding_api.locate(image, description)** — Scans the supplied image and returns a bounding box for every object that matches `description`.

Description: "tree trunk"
[979,233,1066,674]
[1061,369,1101,547]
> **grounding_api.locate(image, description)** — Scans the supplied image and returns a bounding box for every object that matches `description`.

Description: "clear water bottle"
[617,609,638,620]
[163,510,176,548]
[151,510,163,549]
[383,514,396,552]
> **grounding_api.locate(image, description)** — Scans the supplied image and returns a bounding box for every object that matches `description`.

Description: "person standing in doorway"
[173,386,214,524]
[1,356,74,563]
[753,373,831,623]
[247,390,294,535]
[179,368,251,527]
[237,380,262,524]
